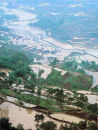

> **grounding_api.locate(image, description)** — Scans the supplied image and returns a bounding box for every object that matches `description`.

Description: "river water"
[85,70,98,88]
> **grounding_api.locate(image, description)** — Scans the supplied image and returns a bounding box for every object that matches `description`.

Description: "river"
[85,70,98,88]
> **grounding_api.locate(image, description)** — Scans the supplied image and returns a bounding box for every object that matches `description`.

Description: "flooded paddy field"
[0,102,63,130]
[0,101,85,130]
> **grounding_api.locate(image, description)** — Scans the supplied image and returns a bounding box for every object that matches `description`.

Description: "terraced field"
[0,0,98,64]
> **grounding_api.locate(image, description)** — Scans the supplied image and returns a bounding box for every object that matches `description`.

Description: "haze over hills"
[0,0,98,64]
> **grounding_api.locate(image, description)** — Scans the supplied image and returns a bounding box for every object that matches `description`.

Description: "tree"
[38,70,44,78]
[55,89,64,103]
[60,124,69,130]
[87,122,98,130]
[17,124,24,130]
[27,79,36,93]
[79,94,88,102]
[36,87,42,105]
[40,121,57,130]
[0,117,17,130]
[46,69,64,87]
[17,77,22,85]
[69,123,79,130]
[9,71,16,82]
[87,103,98,114]
[0,117,11,130]
[55,89,65,110]
[39,114,45,123]
[30,71,37,81]
[0,72,6,78]
[37,87,41,96]
[62,60,78,71]
[31,85,35,93]
[47,88,55,98]
[73,90,78,97]
[78,121,87,130]
[51,58,59,68]
[35,114,45,129]
[75,101,84,108]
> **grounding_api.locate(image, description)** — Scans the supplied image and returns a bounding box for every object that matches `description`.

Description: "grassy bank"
[0,89,62,112]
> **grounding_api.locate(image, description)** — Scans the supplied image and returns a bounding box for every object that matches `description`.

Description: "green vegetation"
[0,46,94,92]
[82,61,98,72]
[0,116,97,130]
[64,74,92,90]
[0,1,98,129]
[60,121,98,130]
[38,70,44,78]
[0,72,6,78]
[0,89,61,112]
[87,103,98,115]
[40,121,57,130]
[0,49,37,88]
[35,114,45,129]
[46,69,64,87]
[0,51,29,69]
[45,69,92,90]
[0,44,97,129]
[62,60,78,71]
[62,60,85,74]
[35,114,57,130]
[50,58,59,68]
[1,88,97,115]
[0,50,31,80]
[0,117,24,130]
[91,85,98,93]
